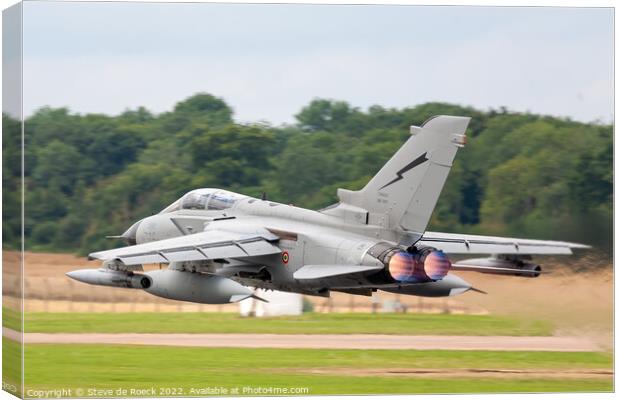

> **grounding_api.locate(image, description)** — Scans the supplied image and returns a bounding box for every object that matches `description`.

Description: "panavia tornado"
[68,116,589,304]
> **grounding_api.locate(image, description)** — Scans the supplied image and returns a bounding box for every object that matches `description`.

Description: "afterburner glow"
[388,249,451,283]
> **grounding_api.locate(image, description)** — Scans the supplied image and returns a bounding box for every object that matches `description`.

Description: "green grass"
[2,306,21,331]
[21,311,553,336]
[6,309,610,394]
[2,338,22,397]
[14,341,611,395]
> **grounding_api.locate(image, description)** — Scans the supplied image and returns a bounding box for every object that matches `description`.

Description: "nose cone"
[120,220,141,245]
[66,269,89,283]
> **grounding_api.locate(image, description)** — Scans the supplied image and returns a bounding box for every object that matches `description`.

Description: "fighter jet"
[67,116,589,304]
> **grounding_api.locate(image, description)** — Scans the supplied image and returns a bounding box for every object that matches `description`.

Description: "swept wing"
[418,231,589,255]
[89,228,281,265]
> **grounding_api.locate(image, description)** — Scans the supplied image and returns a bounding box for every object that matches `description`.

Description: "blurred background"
[1,2,613,395]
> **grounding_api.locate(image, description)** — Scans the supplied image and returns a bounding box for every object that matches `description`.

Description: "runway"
[3,328,599,351]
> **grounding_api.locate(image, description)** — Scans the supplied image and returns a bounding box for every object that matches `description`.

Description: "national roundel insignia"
[281,251,290,264]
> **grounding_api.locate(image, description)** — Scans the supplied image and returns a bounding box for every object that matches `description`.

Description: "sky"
[14,2,614,125]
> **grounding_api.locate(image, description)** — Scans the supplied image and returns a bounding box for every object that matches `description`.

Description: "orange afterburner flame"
[388,249,451,283]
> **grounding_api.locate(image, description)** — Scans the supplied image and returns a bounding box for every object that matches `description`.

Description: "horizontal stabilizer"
[294,264,383,280]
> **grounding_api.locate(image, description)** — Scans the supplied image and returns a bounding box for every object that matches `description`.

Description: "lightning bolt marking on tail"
[379,152,428,190]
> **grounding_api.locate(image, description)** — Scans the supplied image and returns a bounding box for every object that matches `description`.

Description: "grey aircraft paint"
[67,116,589,304]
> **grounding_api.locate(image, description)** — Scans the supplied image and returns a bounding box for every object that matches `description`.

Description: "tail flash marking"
[379,152,428,190]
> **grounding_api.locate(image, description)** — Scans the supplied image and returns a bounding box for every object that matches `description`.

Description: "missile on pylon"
[66,269,151,289]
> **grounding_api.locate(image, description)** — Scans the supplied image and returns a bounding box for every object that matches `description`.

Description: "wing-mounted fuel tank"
[67,266,259,304]
[362,242,452,284]
[144,269,258,304]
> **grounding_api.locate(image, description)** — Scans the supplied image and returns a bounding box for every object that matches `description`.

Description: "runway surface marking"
[3,328,600,351]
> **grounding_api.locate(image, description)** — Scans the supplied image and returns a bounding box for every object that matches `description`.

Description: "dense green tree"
[31,140,86,194]
[2,94,612,254]
[191,125,277,187]
[2,114,22,246]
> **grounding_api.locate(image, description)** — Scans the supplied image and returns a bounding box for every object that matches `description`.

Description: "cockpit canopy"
[160,189,247,214]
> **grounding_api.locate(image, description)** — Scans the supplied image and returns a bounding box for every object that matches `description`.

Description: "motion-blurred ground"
[4,251,612,347]
[3,250,613,396]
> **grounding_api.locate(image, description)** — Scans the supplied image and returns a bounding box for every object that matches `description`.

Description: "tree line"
[2,93,612,254]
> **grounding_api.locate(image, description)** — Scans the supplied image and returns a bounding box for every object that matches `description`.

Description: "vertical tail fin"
[336,115,470,239]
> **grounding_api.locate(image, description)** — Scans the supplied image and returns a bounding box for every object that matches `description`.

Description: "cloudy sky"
[18,2,614,124]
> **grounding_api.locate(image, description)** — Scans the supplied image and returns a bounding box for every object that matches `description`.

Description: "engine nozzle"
[388,247,451,283]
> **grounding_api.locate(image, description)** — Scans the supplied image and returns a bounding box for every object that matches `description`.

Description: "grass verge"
[2,338,23,397]
[20,311,553,336]
[11,341,612,395]
[3,306,21,331]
